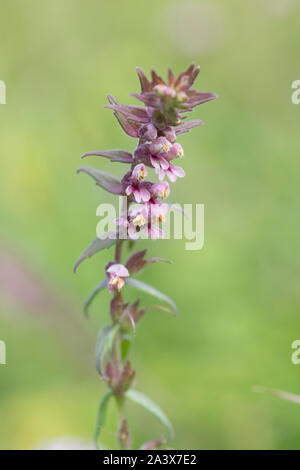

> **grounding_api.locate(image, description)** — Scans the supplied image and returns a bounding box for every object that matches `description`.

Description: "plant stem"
[112,233,130,448]
[115,240,123,263]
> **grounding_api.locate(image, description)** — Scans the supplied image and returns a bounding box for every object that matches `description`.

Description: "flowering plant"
[74,64,217,449]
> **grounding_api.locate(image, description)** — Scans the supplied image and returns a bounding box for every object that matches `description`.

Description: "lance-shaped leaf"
[94,392,113,449]
[149,304,173,315]
[125,249,170,275]
[73,233,117,273]
[185,90,218,109]
[126,389,174,441]
[121,303,173,331]
[174,63,199,89]
[83,279,107,318]
[136,67,152,93]
[107,95,141,138]
[120,299,148,330]
[116,113,141,138]
[151,69,166,86]
[168,68,175,87]
[131,92,161,108]
[95,323,120,376]
[81,149,134,164]
[77,167,123,194]
[125,278,178,316]
[105,103,149,123]
[175,119,204,136]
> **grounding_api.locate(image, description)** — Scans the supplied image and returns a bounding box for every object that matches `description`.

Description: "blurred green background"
[1,0,300,450]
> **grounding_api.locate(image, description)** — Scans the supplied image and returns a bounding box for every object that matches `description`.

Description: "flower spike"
[75,64,217,449]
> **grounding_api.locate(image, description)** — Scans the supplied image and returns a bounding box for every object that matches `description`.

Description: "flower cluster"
[102,64,216,244]
[75,64,217,449]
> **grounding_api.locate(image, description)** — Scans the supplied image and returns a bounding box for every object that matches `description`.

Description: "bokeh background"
[1,0,300,450]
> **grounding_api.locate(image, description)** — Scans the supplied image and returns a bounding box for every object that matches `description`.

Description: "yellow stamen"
[160,188,169,199]
[133,214,146,227]
[109,276,118,286]
[117,278,125,291]
[109,276,125,292]
[138,168,147,180]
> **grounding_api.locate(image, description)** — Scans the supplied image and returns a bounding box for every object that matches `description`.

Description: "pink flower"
[125,164,151,203]
[115,205,149,240]
[141,202,168,240]
[150,181,170,199]
[148,202,168,222]
[149,137,171,155]
[128,205,148,239]
[165,143,184,161]
[125,184,150,203]
[132,163,147,181]
[134,138,172,171]
[158,163,185,182]
[150,153,169,173]
[107,263,129,293]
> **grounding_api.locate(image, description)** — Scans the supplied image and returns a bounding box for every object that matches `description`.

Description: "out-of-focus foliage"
[1,0,300,450]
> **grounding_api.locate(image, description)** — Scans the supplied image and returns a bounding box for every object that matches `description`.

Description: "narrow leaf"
[73,234,117,273]
[77,166,123,194]
[147,257,170,266]
[253,386,300,405]
[81,149,134,164]
[126,389,174,441]
[126,278,178,316]
[105,103,149,122]
[95,323,119,375]
[131,92,160,108]
[149,304,173,315]
[125,249,170,275]
[94,392,113,449]
[84,279,107,318]
[136,67,152,93]
[175,119,204,136]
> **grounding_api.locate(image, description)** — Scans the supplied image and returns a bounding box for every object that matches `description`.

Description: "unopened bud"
[154,84,176,99]
[118,419,131,449]
[162,126,177,143]
[138,123,157,141]
[120,360,136,391]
